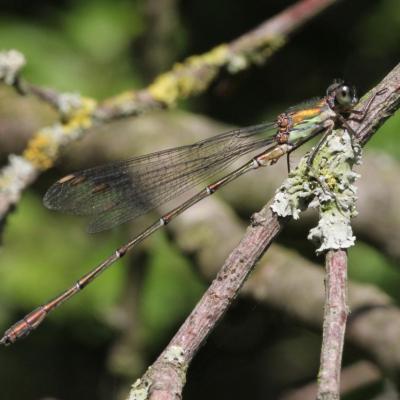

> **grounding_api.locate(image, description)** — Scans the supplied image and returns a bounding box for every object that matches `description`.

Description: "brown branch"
[126,64,400,399]
[241,243,400,367]
[0,0,338,231]
[312,67,400,398]
[99,0,338,120]
[317,250,349,400]
[171,191,400,376]
[171,192,400,376]
[127,205,284,400]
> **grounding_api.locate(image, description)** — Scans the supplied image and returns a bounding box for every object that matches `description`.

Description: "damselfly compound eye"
[335,84,357,108]
[336,85,351,105]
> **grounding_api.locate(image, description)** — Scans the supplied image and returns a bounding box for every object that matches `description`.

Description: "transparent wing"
[44,122,277,232]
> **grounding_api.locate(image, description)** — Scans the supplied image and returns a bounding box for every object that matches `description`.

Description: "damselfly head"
[327,80,358,112]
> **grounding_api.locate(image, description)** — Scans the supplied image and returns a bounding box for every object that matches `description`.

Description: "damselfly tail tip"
[0,333,11,346]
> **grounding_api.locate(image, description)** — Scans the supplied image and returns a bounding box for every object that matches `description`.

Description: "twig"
[272,66,399,398]
[127,205,283,400]
[126,65,400,399]
[271,127,358,400]
[98,0,338,119]
[315,67,400,398]
[317,250,349,400]
[165,192,400,381]
[241,244,400,372]
[169,177,400,374]
[0,0,338,229]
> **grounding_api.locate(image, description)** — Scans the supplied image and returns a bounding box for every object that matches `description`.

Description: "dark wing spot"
[70,175,87,186]
[91,182,110,194]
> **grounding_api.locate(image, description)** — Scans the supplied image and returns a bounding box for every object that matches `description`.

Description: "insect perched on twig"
[2,80,367,345]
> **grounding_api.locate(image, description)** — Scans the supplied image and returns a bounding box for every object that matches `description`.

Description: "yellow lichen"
[148,44,229,105]
[148,72,180,106]
[318,168,338,192]
[65,96,96,132]
[186,44,229,67]
[326,174,338,191]
[23,130,57,170]
[23,96,97,170]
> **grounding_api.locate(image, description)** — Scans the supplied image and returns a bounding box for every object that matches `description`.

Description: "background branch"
[0,0,337,232]
[127,203,284,400]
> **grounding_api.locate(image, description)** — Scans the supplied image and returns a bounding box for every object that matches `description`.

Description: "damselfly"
[1,80,360,345]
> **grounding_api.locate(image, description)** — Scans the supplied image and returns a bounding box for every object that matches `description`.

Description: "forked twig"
[126,64,400,400]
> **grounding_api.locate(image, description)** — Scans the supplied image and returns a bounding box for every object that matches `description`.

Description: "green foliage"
[368,112,400,159]
[348,241,400,301]
[0,0,142,97]
[0,192,125,324]
[356,0,400,58]
[64,0,143,62]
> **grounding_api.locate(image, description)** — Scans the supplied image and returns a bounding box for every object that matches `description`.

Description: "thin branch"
[271,118,358,399]
[0,0,338,229]
[317,250,349,400]
[316,67,400,398]
[169,178,400,373]
[126,64,400,399]
[271,66,399,398]
[127,205,284,400]
[241,244,400,375]
[98,0,338,119]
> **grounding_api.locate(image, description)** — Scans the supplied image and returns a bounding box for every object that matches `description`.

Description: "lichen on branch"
[271,129,361,253]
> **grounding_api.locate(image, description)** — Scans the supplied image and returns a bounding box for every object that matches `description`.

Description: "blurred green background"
[0,0,399,399]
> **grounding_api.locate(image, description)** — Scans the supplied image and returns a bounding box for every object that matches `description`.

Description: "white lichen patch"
[0,155,36,199]
[163,345,185,366]
[308,208,356,253]
[57,92,83,115]
[271,175,314,219]
[0,49,26,85]
[271,129,361,253]
[128,377,150,400]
